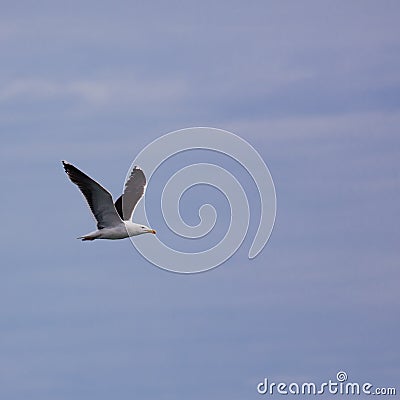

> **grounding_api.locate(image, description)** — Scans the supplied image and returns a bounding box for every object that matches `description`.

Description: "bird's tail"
[78,236,95,241]
[77,231,101,241]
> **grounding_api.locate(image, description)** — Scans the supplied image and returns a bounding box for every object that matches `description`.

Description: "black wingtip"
[62,161,69,173]
[62,161,75,176]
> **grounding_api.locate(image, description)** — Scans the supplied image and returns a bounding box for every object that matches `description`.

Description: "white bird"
[62,161,156,241]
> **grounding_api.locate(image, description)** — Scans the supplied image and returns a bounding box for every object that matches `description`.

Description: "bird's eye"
[141,226,145,229]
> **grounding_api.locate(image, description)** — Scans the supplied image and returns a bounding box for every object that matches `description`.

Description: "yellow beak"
[148,229,156,234]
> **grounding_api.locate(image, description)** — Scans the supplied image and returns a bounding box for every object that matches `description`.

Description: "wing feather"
[62,161,123,229]
[114,166,146,221]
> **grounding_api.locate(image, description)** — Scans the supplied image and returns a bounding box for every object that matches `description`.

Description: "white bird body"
[79,222,154,241]
[62,161,156,241]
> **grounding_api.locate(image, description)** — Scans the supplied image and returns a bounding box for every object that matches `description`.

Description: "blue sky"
[0,1,399,399]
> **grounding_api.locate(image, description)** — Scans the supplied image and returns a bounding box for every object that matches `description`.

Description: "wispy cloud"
[0,77,188,107]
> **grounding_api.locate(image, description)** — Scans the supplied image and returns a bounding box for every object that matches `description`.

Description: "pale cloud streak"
[0,77,188,107]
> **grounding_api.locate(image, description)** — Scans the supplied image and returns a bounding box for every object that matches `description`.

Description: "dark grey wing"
[62,161,123,229]
[114,166,146,221]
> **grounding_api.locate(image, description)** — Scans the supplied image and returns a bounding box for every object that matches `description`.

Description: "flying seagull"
[62,161,156,241]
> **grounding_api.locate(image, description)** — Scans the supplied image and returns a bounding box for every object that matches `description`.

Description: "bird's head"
[125,222,156,236]
[139,225,157,235]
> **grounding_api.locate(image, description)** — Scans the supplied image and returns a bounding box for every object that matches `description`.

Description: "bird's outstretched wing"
[62,161,123,229]
[114,166,146,221]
